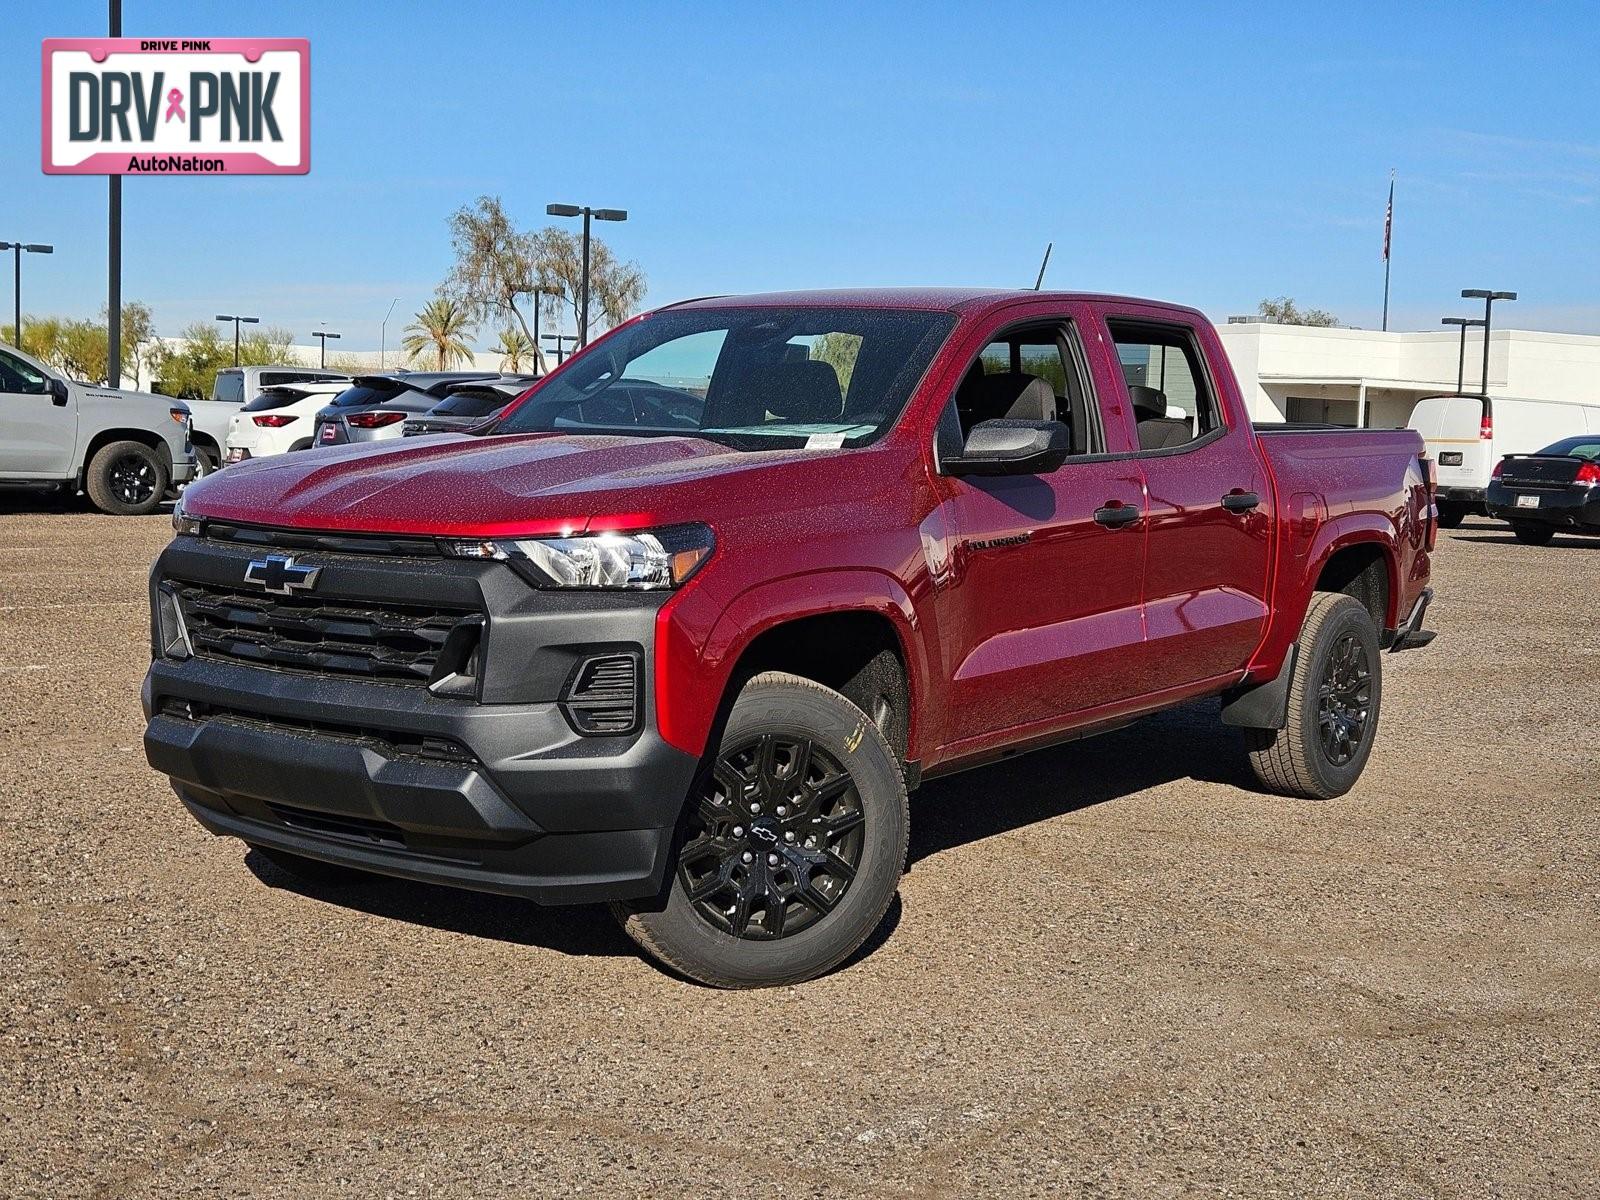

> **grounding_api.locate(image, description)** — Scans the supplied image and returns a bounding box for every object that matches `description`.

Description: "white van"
[1406,393,1600,526]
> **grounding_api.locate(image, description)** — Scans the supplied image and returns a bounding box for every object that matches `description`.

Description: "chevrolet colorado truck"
[1,342,196,514]
[142,289,1436,987]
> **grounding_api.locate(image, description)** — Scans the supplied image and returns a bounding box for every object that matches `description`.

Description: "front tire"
[84,440,168,516]
[614,671,908,988]
[1512,523,1555,545]
[1245,592,1382,800]
[1434,501,1465,529]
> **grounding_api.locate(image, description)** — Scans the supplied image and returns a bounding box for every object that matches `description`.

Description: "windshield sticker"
[805,433,847,449]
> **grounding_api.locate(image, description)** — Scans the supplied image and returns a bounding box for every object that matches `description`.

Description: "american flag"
[1383,175,1394,262]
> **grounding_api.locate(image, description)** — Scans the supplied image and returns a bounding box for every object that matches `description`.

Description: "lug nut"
[749,802,761,814]
[741,851,754,863]
[733,826,744,837]
[767,853,779,866]
[776,804,787,816]
[784,831,795,843]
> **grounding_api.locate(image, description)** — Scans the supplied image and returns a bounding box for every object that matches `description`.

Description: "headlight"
[443,524,714,589]
[172,495,201,535]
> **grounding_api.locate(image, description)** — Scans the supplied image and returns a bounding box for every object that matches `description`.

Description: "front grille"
[170,580,477,686]
[560,653,641,735]
[200,522,444,557]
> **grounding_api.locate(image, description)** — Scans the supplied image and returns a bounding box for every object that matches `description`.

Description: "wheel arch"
[1305,517,1399,631]
[78,427,170,488]
[658,569,930,765]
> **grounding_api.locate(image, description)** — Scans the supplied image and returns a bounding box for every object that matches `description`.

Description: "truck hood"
[84,385,187,409]
[182,432,827,537]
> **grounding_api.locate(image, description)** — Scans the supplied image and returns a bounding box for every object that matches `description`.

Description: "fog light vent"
[560,653,641,736]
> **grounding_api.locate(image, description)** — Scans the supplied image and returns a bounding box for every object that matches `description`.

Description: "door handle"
[1221,490,1261,513]
[1093,501,1140,529]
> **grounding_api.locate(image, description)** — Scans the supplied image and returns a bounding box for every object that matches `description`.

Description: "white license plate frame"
[1515,493,1540,509]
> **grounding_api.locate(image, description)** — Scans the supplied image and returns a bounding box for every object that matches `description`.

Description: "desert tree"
[402,296,478,370]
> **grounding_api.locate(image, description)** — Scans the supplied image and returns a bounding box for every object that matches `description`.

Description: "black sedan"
[1485,434,1600,544]
[402,377,539,438]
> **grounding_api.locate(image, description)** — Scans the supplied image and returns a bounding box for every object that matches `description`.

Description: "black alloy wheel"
[1244,592,1383,801]
[1318,632,1372,767]
[679,732,866,940]
[108,452,159,507]
[613,671,909,988]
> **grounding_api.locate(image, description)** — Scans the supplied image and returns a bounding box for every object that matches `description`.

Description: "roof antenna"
[1032,242,1053,290]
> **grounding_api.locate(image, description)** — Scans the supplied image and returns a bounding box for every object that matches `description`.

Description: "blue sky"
[5,1,1598,349]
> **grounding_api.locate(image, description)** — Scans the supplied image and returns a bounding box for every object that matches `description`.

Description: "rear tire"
[613,671,908,988]
[1244,592,1382,801]
[193,442,220,480]
[1434,501,1465,529]
[84,440,168,516]
[1512,523,1555,545]
[251,845,366,886]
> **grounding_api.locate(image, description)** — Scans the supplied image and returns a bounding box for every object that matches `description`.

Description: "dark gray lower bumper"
[143,652,699,905]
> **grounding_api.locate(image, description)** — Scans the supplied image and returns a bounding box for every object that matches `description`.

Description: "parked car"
[403,376,541,437]
[1485,434,1600,544]
[311,373,500,448]
[1407,392,1600,527]
[223,380,355,464]
[145,288,1436,987]
[187,366,350,478]
[0,342,195,515]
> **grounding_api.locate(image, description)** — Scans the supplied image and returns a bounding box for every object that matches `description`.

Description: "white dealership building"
[1215,320,1600,429]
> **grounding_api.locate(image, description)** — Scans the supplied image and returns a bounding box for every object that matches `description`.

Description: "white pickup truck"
[0,343,196,515]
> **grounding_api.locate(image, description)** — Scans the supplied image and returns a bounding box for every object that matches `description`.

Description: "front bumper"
[141,532,699,904]
[1485,482,1600,531]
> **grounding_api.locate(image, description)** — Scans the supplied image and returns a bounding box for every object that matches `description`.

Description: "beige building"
[1214,321,1600,429]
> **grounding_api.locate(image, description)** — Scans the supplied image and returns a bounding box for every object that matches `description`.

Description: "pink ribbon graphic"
[164,88,185,123]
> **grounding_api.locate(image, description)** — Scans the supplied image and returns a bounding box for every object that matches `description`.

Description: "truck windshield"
[495,306,954,449]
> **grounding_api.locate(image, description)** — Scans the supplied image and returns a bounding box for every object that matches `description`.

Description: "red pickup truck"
[144,289,1436,987]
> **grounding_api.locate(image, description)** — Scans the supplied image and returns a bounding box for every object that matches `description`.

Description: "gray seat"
[965,371,1058,425]
[758,359,843,423]
[1130,384,1191,450]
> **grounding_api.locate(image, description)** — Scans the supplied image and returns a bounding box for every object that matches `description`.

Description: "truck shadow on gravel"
[242,702,1247,971]
[908,700,1255,866]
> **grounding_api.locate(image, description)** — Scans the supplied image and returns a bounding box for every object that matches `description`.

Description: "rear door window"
[1105,321,1223,450]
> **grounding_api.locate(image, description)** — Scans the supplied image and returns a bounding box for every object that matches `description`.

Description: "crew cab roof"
[667,287,1203,319]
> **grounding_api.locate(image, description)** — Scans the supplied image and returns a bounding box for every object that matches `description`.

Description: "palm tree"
[402,297,477,370]
[495,327,536,373]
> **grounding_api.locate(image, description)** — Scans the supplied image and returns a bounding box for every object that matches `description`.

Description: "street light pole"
[380,298,398,369]
[1461,289,1517,399]
[546,203,627,348]
[215,314,259,367]
[312,330,341,368]
[1440,317,1485,394]
[108,0,121,386]
[527,285,559,372]
[0,242,53,346]
[541,333,579,365]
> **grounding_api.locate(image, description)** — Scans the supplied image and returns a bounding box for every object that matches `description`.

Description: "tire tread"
[1246,592,1375,801]
[615,670,908,988]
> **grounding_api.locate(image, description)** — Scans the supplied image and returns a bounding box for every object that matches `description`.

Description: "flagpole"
[1381,171,1394,332]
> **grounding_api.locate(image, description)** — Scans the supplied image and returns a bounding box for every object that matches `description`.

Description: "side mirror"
[944,419,1070,477]
[49,378,69,406]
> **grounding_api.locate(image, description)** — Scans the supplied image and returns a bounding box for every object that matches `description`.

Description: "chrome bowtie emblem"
[750,824,778,843]
[243,554,321,595]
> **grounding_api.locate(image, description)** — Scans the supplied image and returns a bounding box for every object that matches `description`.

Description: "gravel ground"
[1,496,1596,1198]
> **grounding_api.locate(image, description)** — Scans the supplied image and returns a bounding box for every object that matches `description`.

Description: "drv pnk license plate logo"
[42,39,309,175]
